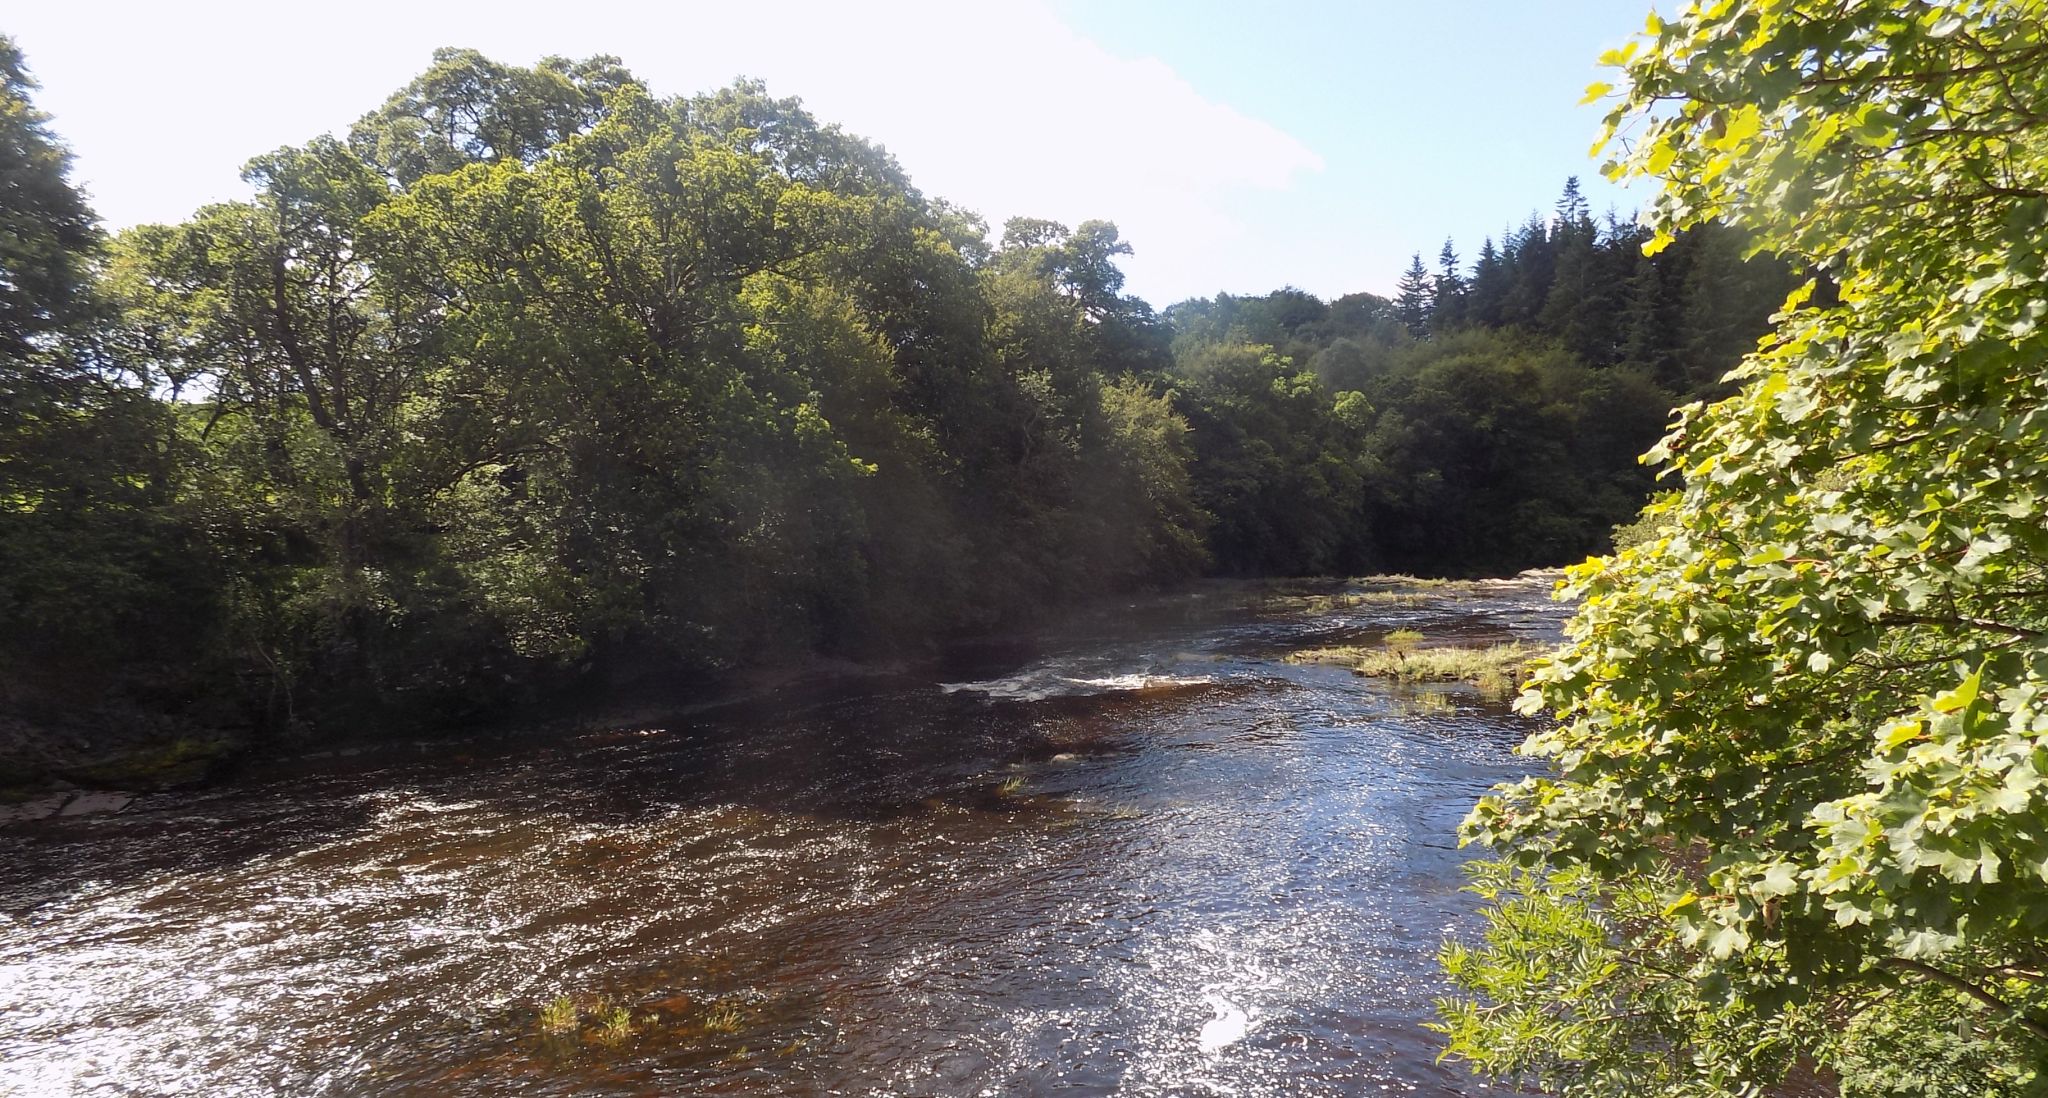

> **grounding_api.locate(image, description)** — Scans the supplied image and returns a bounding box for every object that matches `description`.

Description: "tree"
[1431,238,1466,331]
[1355,328,1660,575]
[1170,341,1370,575]
[1053,219,1136,317]
[1441,2,2048,1092]
[0,35,224,766]
[1466,237,1507,328]
[1326,290,1395,339]
[1541,177,1614,363]
[1553,174,1589,228]
[1093,376,1211,582]
[1497,212,1554,327]
[0,37,96,360]
[349,47,629,185]
[1394,252,1434,332]
[0,34,156,590]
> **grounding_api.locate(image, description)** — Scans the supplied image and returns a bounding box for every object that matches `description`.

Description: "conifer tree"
[1619,249,1677,381]
[1497,213,1553,327]
[1466,237,1507,328]
[1394,252,1434,333]
[1553,174,1591,230]
[1431,238,1466,331]
[1542,178,1613,364]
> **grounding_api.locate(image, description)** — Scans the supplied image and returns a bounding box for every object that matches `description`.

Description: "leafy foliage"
[1445,2,2048,1092]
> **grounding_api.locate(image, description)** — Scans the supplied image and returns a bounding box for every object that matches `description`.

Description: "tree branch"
[1882,958,2048,1044]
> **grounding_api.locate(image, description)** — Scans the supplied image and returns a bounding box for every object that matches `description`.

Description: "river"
[0,576,1566,1097]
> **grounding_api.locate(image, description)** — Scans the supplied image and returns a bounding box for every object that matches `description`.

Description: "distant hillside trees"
[1158,178,1798,577]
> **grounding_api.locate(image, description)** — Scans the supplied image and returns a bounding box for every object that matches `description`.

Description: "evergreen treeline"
[1161,181,1797,575]
[0,43,1791,774]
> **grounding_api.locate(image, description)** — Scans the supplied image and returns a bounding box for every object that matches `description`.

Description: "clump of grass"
[1473,668,1513,699]
[996,776,1025,797]
[1365,590,1434,606]
[702,999,747,1034]
[1107,803,1144,820]
[1350,574,1467,590]
[538,995,580,1034]
[1383,628,1425,652]
[1289,641,1541,691]
[593,1002,635,1044]
[1403,690,1457,716]
[1259,588,1442,614]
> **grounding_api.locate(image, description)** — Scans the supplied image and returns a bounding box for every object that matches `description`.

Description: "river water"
[0,576,1566,1097]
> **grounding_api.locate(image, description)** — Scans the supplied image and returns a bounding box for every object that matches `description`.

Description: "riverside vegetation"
[1288,638,1539,699]
[1436,1,2048,1094]
[0,35,1789,783]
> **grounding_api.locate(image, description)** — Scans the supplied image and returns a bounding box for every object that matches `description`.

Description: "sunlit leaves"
[1446,1,2048,1092]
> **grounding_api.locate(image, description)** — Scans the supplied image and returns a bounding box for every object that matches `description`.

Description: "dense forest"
[0,39,1791,778]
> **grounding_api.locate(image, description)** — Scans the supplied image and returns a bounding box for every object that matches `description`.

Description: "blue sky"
[11,1,1658,304]
[1052,1,1657,298]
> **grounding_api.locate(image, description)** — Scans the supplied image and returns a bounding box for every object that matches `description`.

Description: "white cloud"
[12,0,1321,303]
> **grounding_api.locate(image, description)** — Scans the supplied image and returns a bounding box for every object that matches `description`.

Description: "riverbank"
[0,652,921,816]
[0,570,1569,818]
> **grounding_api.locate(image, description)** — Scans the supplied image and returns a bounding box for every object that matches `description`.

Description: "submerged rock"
[57,791,134,816]
[0,794,70,823]
[0,789,134,823]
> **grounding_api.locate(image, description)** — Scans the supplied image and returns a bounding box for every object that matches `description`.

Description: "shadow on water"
[0,576,1567,1097]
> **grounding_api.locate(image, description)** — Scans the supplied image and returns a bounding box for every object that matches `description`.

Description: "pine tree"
[1394,252,1434,333]
[1675,221,1793,394]
[1620,247,1679,382]
[1540,178,1610,359]
[1553,174,1591,230]
[1431,238,1466,331]
[1466,237,1507,327]
[1497,213,1553,328]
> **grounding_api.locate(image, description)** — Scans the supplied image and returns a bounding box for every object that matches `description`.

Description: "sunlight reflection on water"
[0,578,1564,1096]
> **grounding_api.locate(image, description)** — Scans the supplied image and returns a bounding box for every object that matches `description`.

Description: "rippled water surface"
[1,577,1567,1097]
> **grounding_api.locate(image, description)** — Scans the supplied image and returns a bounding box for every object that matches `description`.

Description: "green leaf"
[1930,670,1981,715]
[1880,720,1923,751]
[1754,862,1800,899]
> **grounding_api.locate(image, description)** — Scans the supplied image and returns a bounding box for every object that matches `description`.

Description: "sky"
[8,1,1657,304]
